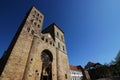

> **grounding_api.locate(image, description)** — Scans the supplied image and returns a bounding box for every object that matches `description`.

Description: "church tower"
[0,6,71,80]
[42,23,70,80]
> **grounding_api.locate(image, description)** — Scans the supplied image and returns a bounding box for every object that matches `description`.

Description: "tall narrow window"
[37,13,39,16]
[34,22,37,26]
[35,70,38,72]
[57,32,59,37]
[63,46,65,51]
[27,27,30,32]
[34,10,36,14]
[40,15,42,18]
[41,36,44,40]
[50,41,52,45]
[31,19,34,23]
[46,39,48,42]
[39,19,41,23]
[65,74,67,79]
[38,24,40,28]
[31,30,34,35]
[36,17,38,20]
[58,42,60,48]
[61,35,63,41]
[33,15,35,18]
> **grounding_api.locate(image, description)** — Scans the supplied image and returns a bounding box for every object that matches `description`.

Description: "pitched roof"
[42,23,64,33]
[86,62,95,67]
[69,65,83,71]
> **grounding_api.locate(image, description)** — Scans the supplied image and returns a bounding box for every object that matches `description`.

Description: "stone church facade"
[0,6,71,80]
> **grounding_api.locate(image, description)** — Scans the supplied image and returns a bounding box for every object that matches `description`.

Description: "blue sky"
[0,0,120,67]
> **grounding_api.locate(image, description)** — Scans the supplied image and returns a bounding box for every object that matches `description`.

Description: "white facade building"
[70,65,83,80]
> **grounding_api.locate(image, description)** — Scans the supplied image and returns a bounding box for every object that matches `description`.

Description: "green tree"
[111,50,120,76]
[95,64,110,79]
[115,50,120,64]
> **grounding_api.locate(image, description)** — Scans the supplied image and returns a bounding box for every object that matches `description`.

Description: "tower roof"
[42,23,64,33]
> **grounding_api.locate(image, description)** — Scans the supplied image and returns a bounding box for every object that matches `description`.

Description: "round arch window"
[41,50,53,63]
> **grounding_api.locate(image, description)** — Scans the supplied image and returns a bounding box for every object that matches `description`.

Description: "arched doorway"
[41,50,53,80]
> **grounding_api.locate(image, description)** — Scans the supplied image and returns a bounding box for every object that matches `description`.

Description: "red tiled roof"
[69,65,83,71]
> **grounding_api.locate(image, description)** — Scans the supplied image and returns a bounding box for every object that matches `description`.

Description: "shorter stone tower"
[0,6,71,80]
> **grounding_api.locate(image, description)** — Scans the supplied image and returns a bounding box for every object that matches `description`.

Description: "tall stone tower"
[0,6,71,80]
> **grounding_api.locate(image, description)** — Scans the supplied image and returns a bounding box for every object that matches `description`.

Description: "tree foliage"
[115,50,120,64]
[86,50,120,80]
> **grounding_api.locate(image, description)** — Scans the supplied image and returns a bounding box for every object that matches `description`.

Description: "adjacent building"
[85,62,101,70]
[85,62,102,80]
[70,65,83,80]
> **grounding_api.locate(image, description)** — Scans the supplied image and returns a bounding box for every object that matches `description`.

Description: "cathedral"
[0,6,71,80]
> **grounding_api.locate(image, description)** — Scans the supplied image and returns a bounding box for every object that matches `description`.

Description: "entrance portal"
[41,50,53,80]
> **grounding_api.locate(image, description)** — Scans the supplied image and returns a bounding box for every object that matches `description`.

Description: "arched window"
[41,50,53,63]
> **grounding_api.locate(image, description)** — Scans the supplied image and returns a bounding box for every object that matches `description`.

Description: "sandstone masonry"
[0,6,71,80]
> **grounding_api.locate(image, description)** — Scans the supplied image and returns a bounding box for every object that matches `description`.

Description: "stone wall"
[0,22,34,80]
